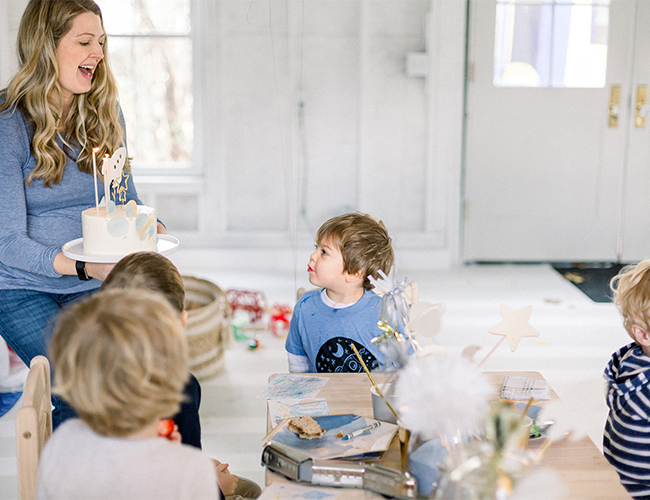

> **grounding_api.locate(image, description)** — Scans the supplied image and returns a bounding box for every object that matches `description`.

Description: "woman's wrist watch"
[75,260,91,281]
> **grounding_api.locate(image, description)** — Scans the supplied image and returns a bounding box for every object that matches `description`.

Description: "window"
[494,0,609,88]
[96,0,193,171]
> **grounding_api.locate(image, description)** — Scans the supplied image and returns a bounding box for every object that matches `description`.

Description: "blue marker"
[342,421,381,440]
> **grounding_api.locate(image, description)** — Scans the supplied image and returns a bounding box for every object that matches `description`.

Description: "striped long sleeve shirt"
[604,342,650,499]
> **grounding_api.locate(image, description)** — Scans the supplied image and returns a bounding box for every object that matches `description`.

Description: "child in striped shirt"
[604,260,650,498]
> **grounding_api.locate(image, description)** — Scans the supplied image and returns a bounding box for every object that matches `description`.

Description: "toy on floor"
[226,289,266,323]
[269,304,291,337]
[226,289,293,340]
[248,335,261,350]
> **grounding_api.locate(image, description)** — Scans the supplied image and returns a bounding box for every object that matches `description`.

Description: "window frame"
[100,0,207,178]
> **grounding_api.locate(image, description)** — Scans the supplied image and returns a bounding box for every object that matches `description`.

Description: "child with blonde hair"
[101,251,201,449]
[100,251,261,500]
[285,212,394,373]
[604,260,650,498]
[37,289,217,499]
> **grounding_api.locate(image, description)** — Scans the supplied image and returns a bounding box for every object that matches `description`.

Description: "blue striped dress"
[604,342,650,498]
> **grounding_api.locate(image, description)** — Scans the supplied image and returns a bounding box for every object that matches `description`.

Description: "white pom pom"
[395,352,492,441]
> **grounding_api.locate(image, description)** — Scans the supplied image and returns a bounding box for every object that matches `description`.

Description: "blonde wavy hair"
[0,0,127,187]
[49,289,189,437]
[610,260,650,340]
[316,213,394,291]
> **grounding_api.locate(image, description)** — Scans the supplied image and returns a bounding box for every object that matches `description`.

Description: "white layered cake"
[82,202,158,256]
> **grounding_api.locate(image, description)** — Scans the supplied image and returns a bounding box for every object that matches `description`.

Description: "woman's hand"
[212,459,239,496]
[84,261,114,281]
[157,222,167,235]
[54,253,112,281]
[54,253,114,281]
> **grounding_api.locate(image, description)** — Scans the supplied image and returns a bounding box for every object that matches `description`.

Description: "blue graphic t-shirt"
[285,289,384,373]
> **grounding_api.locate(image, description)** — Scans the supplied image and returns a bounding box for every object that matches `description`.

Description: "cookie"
[288,416,325,439]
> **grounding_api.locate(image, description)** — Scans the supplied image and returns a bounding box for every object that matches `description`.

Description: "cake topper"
[101,147,127,214]
[368,267,446,356]
[92,147,101,213]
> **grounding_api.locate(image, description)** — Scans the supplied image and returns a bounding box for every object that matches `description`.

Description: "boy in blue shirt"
[604,259,650,498]
[285,213,394,373]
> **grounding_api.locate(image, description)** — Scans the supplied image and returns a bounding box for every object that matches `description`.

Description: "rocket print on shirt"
[316,337,378,373]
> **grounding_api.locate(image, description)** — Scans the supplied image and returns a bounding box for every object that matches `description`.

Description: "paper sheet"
[268,398,330,427]
[258,481,341,500]
[500,375,550,400]
[257,374,329,400]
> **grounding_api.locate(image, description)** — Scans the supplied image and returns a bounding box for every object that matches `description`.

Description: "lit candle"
[102,154,110,207]
[92,147,100,213]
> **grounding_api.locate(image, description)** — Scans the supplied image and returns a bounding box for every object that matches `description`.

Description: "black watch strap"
[75,260,91,281]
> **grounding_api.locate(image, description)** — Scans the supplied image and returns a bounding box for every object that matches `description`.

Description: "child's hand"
[157,419,182,444]
[212,459,239,496]
[167,425,182,444]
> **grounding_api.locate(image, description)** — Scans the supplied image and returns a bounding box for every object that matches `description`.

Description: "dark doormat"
[553,264,629,303]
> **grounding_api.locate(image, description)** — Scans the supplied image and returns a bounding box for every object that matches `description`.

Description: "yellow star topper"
[489,304,539,352]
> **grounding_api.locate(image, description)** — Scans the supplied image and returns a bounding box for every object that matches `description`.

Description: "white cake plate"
[62,235,180,264]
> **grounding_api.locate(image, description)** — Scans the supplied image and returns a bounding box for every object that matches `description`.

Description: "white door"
[463,0,643,262]
[619,1,650,261]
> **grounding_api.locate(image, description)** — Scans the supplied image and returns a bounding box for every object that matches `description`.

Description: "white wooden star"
[489,304,539,352]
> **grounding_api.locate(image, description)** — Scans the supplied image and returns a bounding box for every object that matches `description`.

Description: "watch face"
[316,337,378,373]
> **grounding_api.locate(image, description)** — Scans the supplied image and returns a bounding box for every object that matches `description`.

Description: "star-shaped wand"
[478,304,539,368]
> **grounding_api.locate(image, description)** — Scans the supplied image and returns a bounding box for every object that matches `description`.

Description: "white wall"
[181,0,467,271]
[0,0,26,87]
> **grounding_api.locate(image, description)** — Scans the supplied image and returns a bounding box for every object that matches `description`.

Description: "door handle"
[636,85,648,128]
[609,85,621,128]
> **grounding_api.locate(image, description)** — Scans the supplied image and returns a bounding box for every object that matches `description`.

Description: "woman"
[0,0,164,425]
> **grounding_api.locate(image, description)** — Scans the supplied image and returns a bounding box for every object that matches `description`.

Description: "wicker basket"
[182,276,233,381]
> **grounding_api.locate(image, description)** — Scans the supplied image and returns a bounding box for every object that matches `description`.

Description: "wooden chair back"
[406,281,419,303]
[16,356,52,500]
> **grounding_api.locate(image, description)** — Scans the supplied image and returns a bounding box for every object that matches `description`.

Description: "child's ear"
[345,269,365,284]
[181,310,188,329]
[632,324,650,346]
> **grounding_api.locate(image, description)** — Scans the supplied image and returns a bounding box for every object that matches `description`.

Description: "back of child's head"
[610,260,650,339]
[101,251,184,313]
[316,212,394,290]
[49,289,189,437]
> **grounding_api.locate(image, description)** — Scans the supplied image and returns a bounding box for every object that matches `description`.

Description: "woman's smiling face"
[55,12,105,109]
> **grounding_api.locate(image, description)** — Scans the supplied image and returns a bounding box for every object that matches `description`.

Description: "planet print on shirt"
[316,337,378,373]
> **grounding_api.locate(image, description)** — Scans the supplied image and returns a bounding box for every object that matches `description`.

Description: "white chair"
[16,356,52,500]
[296,287,307,301]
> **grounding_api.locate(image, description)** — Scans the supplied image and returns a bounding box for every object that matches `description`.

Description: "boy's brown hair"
[610,260,650,339]
[101,251,184,313]
[49,289,188,437]
[316,212,394,291]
